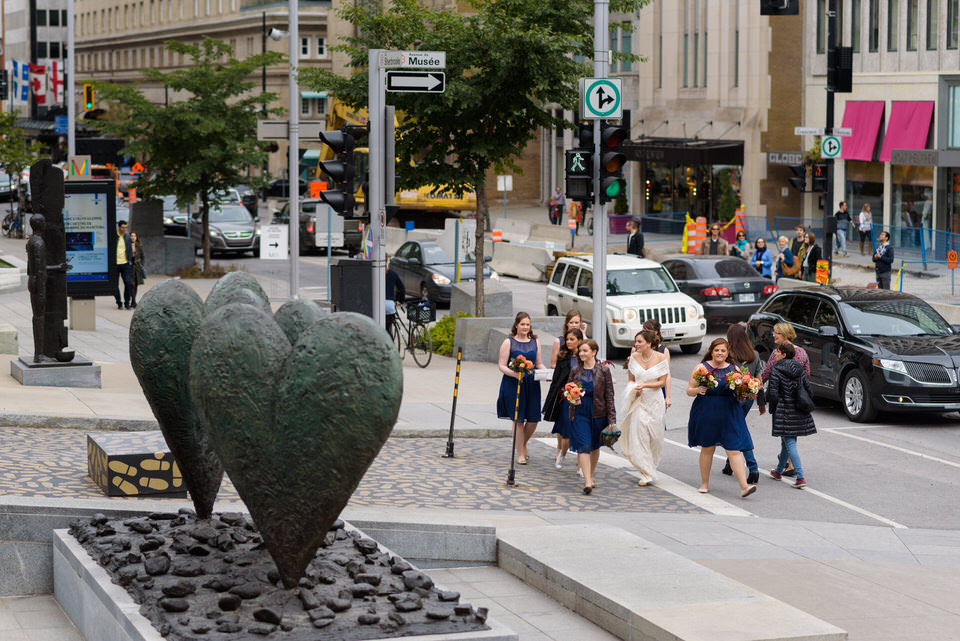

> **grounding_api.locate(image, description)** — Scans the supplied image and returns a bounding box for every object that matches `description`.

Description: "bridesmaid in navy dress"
[568,339,616,494]
[497,312,545,464]
[542,328,584,469]
[686,338,758,498]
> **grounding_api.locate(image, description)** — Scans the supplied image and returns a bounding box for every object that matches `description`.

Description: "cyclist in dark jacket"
[385,267,406,330]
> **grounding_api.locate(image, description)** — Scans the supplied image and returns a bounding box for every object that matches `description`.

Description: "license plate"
[739,293,756,303]
[660,327,677,339]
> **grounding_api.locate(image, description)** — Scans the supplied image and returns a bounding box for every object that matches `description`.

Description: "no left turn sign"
[821,136,841,158]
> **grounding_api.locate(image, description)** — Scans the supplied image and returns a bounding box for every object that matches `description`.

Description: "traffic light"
[811,163,828,192]
[788,164,807,192]
[83,84,95,110]
[0,70,8,101]
[317,128,356,216]
[599,121,628,204]
[565,149,593,202]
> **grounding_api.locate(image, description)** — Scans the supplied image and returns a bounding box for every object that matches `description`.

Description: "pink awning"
[840,101,885,161]
[879,101,934,162]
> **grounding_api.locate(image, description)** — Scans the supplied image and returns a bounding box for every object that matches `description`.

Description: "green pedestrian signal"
[565,148,593,203]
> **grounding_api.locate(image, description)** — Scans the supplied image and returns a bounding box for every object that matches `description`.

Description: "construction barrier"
[128,188,137,203]
[734,207,747,239]
[685,216,707,254]
[491,229,503,242]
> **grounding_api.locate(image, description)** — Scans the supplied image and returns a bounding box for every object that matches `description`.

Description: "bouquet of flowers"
[563,381,584,405]
[508,355,534,376]
[692,364,718,390]
[725,366,763,402]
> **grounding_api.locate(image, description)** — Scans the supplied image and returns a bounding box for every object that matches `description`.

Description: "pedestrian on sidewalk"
[568,338,616,495]
[549,187,565,225]
[697,223,729,256]
[750,237,773,278]
[790,224,806,256]
[130,232,146,309]
[731,230,750,259]
[686,338,757,498]
[835,201,850,257]
[873,230,894,289]
[543,327,583,469]
[801,232,822,283]
[619,329,668,486]
[767,342,815,489]
[114,220,133,310]
[720,324,766,485]
[761,322,810,477]
[774,236,797,282]
[625,218,645,258]
[858,204,873,256]
[497,312,545,465]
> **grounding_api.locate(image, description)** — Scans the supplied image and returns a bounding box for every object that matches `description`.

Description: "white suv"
[545,254,707,353]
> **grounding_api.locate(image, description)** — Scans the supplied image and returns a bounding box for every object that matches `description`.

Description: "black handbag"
[796,383,815,413]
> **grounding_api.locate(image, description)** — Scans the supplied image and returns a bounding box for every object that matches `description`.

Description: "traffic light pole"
[288,0,300,299]
[67,0,76,156]
[592,0,609,361]
[368,49,386,327]
[824,0,837,273]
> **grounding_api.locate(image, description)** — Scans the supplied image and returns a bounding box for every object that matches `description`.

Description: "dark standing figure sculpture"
[29,159,74,362]
[26,214,68,362]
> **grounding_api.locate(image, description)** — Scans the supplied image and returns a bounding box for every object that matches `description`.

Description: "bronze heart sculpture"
[189,302,402,587]
[129,279,223,518]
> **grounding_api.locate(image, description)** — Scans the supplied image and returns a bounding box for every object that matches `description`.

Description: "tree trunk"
[474,181,488,317]
[201,191,211,273]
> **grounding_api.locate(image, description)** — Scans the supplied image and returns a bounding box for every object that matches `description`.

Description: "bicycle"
[1,209,24,239]
[390,299,434,368]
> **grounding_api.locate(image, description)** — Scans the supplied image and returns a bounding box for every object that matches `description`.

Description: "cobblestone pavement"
[0,427,701,514]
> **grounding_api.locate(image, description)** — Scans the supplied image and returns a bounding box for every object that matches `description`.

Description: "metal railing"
[895,259,957,296]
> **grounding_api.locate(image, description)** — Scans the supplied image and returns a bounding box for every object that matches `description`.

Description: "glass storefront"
[644,162,741,220]
[845,159,885,236]
[891,163,934,252]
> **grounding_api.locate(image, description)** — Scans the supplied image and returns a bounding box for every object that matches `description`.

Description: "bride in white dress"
[619,329,670,485]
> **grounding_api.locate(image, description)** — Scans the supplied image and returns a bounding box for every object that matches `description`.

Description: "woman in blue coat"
[750,237,773,278]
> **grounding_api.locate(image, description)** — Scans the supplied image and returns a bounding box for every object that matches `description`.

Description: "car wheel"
[680,342,702,355]
[842,369,877,422]
[547,305,559,316]
[419,283,430,302]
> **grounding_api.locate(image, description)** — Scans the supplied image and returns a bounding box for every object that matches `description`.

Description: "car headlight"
[687,304,699,319]
[490,271,499,280]
[875,358,907,375]
[432,273,451,285]
[255,228,261,235]
[623,308,638,322]
[163,216,173,225]
[209,229,220,237]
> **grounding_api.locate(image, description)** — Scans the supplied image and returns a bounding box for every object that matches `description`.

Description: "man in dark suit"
[625,218,644,258]
[114,220,134,309]
[873,231,894,289]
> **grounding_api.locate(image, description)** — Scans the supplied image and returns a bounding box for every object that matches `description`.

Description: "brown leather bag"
[781,251,802,277]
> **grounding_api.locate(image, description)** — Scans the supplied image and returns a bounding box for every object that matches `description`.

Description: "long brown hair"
[510,312,537,339]
[558,328,584,360]
[562,309,583,336]
[725,324,756,364]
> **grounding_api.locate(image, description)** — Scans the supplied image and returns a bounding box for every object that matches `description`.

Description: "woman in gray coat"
[767,343,815,489]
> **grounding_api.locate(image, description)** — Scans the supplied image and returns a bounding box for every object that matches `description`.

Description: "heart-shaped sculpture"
[204,270,270,315]
[129,280,224,518]
[189,303,401,587]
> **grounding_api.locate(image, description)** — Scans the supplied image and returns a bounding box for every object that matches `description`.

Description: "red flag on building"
[29,64,47,106]
[50,62,63,104]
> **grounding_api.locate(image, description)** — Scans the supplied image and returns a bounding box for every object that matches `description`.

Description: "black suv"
[747,286,960,422]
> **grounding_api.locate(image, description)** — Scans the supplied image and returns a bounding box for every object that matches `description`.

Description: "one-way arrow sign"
[385,71,445,93]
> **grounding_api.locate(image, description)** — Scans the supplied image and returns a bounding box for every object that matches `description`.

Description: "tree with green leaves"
[301,0,646,316]
[93,37,285,272]
[0,112,47,228]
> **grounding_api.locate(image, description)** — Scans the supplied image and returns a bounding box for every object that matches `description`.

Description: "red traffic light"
[601,124,628,148]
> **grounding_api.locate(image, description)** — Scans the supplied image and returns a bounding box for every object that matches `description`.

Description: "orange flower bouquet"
[726,366,762,402]
[692,364,718,390]
[508,355,534,376]
[563,381,584,405]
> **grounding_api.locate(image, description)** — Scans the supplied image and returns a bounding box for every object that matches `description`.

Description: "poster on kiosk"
[64,180,118,298]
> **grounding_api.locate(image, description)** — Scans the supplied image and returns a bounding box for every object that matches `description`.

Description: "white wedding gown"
[618,357,669,484]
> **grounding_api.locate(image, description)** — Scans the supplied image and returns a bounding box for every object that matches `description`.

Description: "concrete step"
[497,524,847,641]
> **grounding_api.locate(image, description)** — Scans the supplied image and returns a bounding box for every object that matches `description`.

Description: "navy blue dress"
[496,337,542,422]
[568,369,608,454]
[687,363,754,451]
[550,356,577,438]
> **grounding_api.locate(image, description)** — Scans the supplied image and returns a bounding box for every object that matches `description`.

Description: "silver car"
[191,203,261,257]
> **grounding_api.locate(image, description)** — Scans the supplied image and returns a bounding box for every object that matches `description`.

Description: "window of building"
[205,0,210,15]
[37,42,48,58]
[49,9,59,26]
[733,0,739,87]
[949,85,960,147]
[301,37,310,57]
[869,0,880,50]
[621,27,632,72]
[926,0,937,48]
[692,32,699,87]
[317,37,327,57]
[50,42,60,58]
[36,9,47,26]
[703,31,707,86]
[683,33,689,87]
[950,0,959,48]
[888,0,899,51]
[817,0,827,53]
[301,97,311,117]
[907,0,918,49]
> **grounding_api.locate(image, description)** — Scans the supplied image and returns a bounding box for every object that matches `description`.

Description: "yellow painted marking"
[112,476,139,495]
[141,459,171,472]
[108,461,138,476]
[139,477,170,491]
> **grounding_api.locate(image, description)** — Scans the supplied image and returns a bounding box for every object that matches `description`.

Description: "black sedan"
[234,184,258,215]
[747,286,960,422]
[389,240,498,304]
[662,256,777,322]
